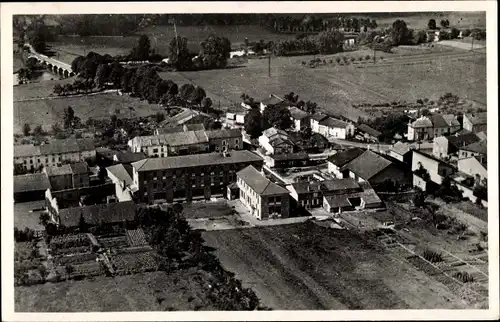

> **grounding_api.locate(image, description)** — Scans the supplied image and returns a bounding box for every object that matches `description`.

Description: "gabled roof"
[410,116,433,128]
[311,113,329,122]
[465,112,487,125]
[262,127,288,139]
[476,131,487,140]
[319,117,349,129]
[327,147,365,167]
[39,138,95,155]
[45,164,72,176]
[205,128,242,139]
[155,126,185,134]
[441,114,460,127]
[184,123,206,131]
[291,178,360,194]
[107,164,134,186]
[460,139,487,155]
[269,137,295,147]
[446,132,480,149]
[260,95,283,106]
[310,133,329,143]
[114,151,147,164]
[69,162,90,175]
[14,173,50,193]
[390,141,413,156]
[237,165,289,196]
[14,144,41,158]
[58,201,136,227]
[342,150,393,180]
[357,124,381,137]
[289,106,310,120]
[430,113,448,128]
[132,150,263,172]
[272,151,309,161]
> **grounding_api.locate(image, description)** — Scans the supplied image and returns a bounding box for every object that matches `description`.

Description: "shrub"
[422,249,443,263]
[365,55,371,60]
[454,271,474,283]
[350,57,355,62]
[335,57,341,63]
[480,231,488,242]
[358,56,363,61]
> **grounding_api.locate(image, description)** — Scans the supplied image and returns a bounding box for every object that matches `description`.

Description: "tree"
[179,83,196,102]
[71,56,86,74]
[263,105,293,130]
[370,19,378,30]
[304,101,317,114]
[284,92,299,103]
[39,213,50,227]
[53,84,63,96]
[201,97,213,112]
[33,124,43,136]
[25,57,38,71]
[108,61,124,87]
[65,264,74,280]
[189,86,207,107]
[440,19,450,29]
[63,106,75,129]
[199,36,232,69]
[317,30,344,54]
[428,19,437,30]
[130,35,151,61]
[168,36,191,70]
[22,123,31,136]
[391,20,411,46]
[300,126,313,140]
[203,118,222,130]
[80,58,98,80]
[450,27,460,39]
[94,63,110,88]
[244,108,264,139]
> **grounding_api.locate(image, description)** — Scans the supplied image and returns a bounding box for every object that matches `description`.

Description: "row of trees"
[264,15,378,33]
[358,112,410,142]
[272,30,345,56]
[427,19,450,30]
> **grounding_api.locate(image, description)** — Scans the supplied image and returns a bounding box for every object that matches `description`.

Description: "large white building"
[14,138,96,171]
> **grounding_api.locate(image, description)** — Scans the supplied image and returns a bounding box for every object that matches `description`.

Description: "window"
[153,148,159,153]
[236,139,239,144]
[275,196,281,203]
[30,160,33,164]
[222,140,227,146]
[23,160,27,164]
[153,183,157,189]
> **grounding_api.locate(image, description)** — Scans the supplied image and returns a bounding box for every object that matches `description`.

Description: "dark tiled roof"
[156,126,185,134]
[327,148,365,167]
[114,151,147,164]
[184,123,206,131]
[14,173,50,193]
[107,164,134,186]
[324,195,352,208]
[319,117,349,129]
[311,113,329,122]
[430,113,448,128]
[272,152,309,161]
[58,201,136,227]
[269,137,295,147]
[237,165,289,196]
[310,133,328,144]
[14,144,40,158]
[465,112,487,125]
[39,138,95,155]
[461,139,487,155]
[390,141,412,156]
[45,164,72,176]
[132,150,263,172]
[446,133,480,149]
[343,150,393,180]
[69,162,90,174]
[291,178,360,194]
[205,128,242,139]
[289,107,310,120]
[357,124,381,137]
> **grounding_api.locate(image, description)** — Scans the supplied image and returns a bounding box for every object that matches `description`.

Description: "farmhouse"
[43,162,90,191]
[288,106,311,131]
[356,124,382,142]
[129,129,242,157]
[406,114,460,141]
[310,113,329,133]
[412,150,455,187]
[14,173,51,203]
[463,112,487,133]
[459,139,487,159]
[323,186,383,214]
[131,150,264,204]
[432,132,480,159]
[268,152,310,168]
[327,147,365,178]
[341,150,412,187]
[316,117,355,140]
[237,165,291,220]
[286,178,362,209]
[389,142,414,164]
[258,127,294,155]
[14,138,96,171]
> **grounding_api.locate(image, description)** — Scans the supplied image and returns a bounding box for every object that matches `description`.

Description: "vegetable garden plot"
[97,236,129,249]
[126,228,148,246]
[54,253,97,266]
[110,251,158,275]
[50,233,91,250]
[69,261,106,278]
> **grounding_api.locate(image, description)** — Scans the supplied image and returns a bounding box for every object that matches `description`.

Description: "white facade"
[15,149,95,171]
[458,157,487,181]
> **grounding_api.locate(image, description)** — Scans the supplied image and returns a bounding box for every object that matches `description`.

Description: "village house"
[316,117,355,140]
[432,132,480,159]
[389,142,414,164]
[14,138,96,171]
[286,178,363,209]
[131,150,264,204]
[268,152,310,168]
[323,184,383,214]
[183,123,206,132]
[14,173,51,203]
[412,150,456,188]
[327,147,365,178]
[157,109,212,130]
[106,163,137,202]
[259,94,288,113]
[258,127,295,155]
[459,139,487,159]
[288,132,329,153]
[356,124,382,142]
[463,112,487,133]
[43,162,90,191]
[457,155,487,182]
[407,114,460,141]
[113,151,147,164]
[128,129,242,157]
[341,150,413,187]
[310,113,329,133]
[288,106,311,131]
[452,156,488,207]
[237,165,291,220]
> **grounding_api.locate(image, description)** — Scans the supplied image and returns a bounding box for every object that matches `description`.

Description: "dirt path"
[14,89,120,102]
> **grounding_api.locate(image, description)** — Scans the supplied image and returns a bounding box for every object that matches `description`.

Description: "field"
[14,77,78,100]
[158,45,486,120]
[202,222,470,310]
[14,201,46,231]
[15,269,216,312]
[364,12,486,30]
[13,93,165,134]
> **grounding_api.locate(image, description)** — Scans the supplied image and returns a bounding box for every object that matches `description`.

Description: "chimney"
[307,185,310,192]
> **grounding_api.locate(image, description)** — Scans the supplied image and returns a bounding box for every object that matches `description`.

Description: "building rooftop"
[45,164,73,176]
[14,144,41,158]
[429,113,449,128]
[446,132,480,149]
[58,200,136,227]
[291,178,360,194]
[14,173,50,193]
[319,117,349,129]
[357,124,381,137]
[69,162,90,174]
[272,152,309,161]
[441,114,460,127]
[260,95,284,106]
[132,150,263,172]
[269,136,295,147]
[184,123,206,131]
[461,139,487,155]
[342,150,393,180]
[289,106,310,120]
[476,131,487,140]
[204,128,242,139]
[114,151,147,164]
[107,164,134,186]
[465,112,487,125]
[262,127,288,139]
[390,141,413,156]
[311,113,329,122]
[156,126,185,134]
[327,147,365,167]
[237,165,289,196]
[324,195,352,208]
[39,138,95,155]
[410,116,433,128]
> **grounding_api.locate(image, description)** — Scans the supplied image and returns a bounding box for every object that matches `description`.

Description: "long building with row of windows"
[130,150,264,203]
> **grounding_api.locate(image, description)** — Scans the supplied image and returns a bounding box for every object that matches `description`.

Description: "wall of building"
[370,165,412,186]
[458,157,487,181]
[209,136,242,152]
[412,152,453,185]
[15,150,95,171]
[50,183,115,205]
[48,174,73,191]
[433,137,450,158]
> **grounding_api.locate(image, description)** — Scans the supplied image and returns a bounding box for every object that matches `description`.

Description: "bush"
[454,271,474,283]
[335,57,341,63]
[422,249,443,263]
[358,56,363,61]
[365,55,371,60]
[350,57,355,62]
